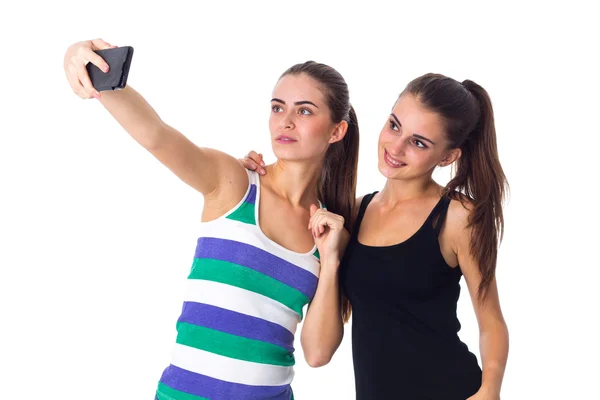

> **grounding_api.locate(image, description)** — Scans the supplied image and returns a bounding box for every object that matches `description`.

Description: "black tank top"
[340,192,482,400]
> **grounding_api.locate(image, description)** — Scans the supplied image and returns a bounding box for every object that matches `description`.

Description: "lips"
[384,149,406,168]
[275,135,297,143]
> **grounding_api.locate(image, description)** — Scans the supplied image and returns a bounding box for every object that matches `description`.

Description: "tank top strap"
[351,191,378,240]
[430,195,452,237]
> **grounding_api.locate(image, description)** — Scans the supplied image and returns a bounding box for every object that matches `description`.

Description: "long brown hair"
[403,73,508,301]
[281,61,359,321]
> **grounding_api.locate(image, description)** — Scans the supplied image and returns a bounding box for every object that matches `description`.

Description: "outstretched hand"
[64,38,118,99]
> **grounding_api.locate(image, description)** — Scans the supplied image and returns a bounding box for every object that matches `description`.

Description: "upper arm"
[449,200,506,331]
[148,123,248,198]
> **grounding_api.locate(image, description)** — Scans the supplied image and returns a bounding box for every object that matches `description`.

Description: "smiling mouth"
[384,149,406,168]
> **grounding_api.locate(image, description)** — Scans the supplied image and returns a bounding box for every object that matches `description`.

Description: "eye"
[389,119,399,131]
[299,108,312,115]
[272,105,283,113]
[411,138,428,149]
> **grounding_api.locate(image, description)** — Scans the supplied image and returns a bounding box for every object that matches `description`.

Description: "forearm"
[479,323,509,395]
[300,260,343,367]
[98,86,166,149]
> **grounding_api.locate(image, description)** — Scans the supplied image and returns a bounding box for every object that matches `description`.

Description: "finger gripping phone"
[87,46,134,91]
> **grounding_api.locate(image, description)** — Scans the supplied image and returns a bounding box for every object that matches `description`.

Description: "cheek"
[411,149,440,167]
[268,114,278,133]
[302,118,332,140]
[378,130,389,147]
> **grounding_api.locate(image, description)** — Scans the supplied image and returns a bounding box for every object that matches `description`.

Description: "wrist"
[320,256,340,270]
[318,259,340,279]
[477,383,500,398]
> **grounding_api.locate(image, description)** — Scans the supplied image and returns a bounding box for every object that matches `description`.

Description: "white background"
[1,1,599,399]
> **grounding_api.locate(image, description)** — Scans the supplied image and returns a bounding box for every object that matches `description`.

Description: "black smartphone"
[86,46,134,91]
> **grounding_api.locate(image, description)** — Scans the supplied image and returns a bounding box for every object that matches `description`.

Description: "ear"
[440,147,462,167]
[328,120,348,144]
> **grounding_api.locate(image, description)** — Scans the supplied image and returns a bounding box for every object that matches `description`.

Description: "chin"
[272,148,304,162]
[377,162,397,179]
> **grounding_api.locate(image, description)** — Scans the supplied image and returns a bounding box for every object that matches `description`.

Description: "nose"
[281,111,295,130]
[388,135,407,156]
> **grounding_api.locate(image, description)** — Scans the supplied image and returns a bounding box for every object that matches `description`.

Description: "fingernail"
[103,66,109,73]
[260,161,265,166]
[259,169,265,174]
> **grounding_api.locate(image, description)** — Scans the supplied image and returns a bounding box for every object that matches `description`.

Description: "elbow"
[304,351,333,368]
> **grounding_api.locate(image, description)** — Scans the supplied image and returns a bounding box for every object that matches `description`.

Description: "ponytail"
[318,105,359,323]
[318,105,359,233]
[446,80,508,300]
[404,74,508,301]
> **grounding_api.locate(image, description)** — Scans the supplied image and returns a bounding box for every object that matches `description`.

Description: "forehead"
[393,94,445,138]
[272,74,326,106]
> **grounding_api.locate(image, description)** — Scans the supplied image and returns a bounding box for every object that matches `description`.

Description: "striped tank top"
[155,170,321,400]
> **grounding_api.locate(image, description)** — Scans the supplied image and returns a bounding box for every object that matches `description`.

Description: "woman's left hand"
[308,206,348,267]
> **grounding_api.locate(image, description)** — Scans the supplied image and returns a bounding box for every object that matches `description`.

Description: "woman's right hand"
[239,150,266,175]
[63,39,117,100]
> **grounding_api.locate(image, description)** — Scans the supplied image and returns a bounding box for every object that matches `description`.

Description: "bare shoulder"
[203,148,249,195]
[445,194,475,244]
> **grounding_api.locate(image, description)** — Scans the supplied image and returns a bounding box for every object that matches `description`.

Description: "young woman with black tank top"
[243,73,509,399]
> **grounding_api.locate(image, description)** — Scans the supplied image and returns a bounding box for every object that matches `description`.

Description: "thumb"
[309,204,319,217]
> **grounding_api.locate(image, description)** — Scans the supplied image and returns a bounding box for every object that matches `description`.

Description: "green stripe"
[226,201,255,225]
[176,322,295,366]
[157,382,209,400]
[188,258,308,318]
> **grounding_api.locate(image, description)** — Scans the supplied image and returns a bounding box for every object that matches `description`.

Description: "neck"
[265,159,321,206]
[380,175,441,206]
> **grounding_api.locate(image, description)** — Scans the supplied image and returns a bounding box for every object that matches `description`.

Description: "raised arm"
[64,39,247,200]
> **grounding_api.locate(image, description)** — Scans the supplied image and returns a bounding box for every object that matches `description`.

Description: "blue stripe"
[194,237,318,298]
[246,184,257,204]
[159,364,292,400]
[178,302,294,352]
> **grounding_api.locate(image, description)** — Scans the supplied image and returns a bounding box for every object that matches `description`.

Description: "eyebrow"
[390,113,436,145]
[271,98,319,108]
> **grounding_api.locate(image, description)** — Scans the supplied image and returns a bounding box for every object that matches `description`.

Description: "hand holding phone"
[86,46,134,92]
[64,39,134,99]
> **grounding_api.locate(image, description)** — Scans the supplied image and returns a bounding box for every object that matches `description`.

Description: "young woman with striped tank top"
[244,74,510,399]
[63,38,359,400]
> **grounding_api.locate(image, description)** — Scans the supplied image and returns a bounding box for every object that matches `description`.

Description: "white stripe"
[171,343,294,387]
[198,216,320,277]
[184,279,299,334]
